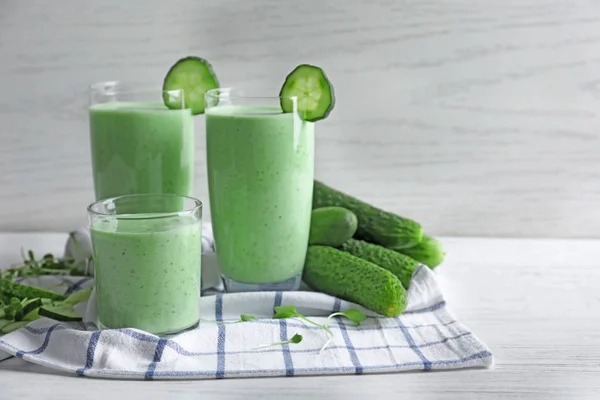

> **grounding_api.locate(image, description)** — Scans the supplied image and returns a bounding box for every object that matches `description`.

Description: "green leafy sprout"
[273,305,366,353]
[240,314,258,322]
[0,242,94,335]
[258,333,303,348]
[1,241,91,280]
[201,313,258,325]
[201,313,303,348]
[0,285,92,334]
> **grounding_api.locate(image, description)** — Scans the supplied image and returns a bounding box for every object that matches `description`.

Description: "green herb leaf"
[202,313,258,325]
[341,308,366,324]
[2,297,23,320]
[1,249,91,279]
[240,314,257,322]
[273,305,299,319]
[258,333,303,348]
[288,333,303,344]
[327,308,366,326]
[271,305,336,353]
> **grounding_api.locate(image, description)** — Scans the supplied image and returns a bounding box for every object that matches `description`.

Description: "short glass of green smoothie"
[89,81,195,201]
[205,88,315,293]
[88,193,202,335]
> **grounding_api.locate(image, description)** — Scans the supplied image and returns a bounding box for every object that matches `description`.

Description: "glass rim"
[87,193,203,219]
[205,87,298,101]
[88,80,183,96]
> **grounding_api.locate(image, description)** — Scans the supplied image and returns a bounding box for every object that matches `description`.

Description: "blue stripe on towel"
[215,294,226,378]
[274,291,294,376]
[64,277,93,296]
[16,324,59,358]
[145,339,168,380]
[333,298,363,374]
[396,318,432,370]
[14,323,474,359]
[76,330,102,376]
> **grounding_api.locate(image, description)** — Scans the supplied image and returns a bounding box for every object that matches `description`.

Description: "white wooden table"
[0,233,598,399]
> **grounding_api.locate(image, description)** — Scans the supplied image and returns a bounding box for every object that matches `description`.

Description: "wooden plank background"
[0,0,599,237]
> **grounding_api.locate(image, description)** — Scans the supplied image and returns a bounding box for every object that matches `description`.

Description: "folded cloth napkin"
[0,224,493,379]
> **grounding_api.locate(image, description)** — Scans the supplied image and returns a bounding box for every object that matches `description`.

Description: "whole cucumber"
[395,235,445,269]
[309,206,358,247]
[303,245,407,317]
[312,180,422,249]
[341,239,419,289]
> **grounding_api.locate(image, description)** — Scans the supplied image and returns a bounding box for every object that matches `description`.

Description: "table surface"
[0,233,599,399]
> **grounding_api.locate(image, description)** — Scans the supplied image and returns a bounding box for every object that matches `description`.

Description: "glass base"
[222,273,301,293]
[97,319,199,337]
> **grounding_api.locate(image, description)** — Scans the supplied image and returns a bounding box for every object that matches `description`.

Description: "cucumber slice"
[62,288,91,306]
[279,64,335,122]
[20,298,51,322]
[21,307,42,322]
[162,56,220,115]
[0,320,28,334]
[38,305,81,322]
[14,298,43,321]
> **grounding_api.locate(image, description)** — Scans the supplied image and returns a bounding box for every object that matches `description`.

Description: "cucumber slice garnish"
[62,288,91,306]
[279,64,335,122]
[38,305,81,322]
[14,298,43,321]
[21,307,41,322]
[162,56,220,115]
[0,320,28,334]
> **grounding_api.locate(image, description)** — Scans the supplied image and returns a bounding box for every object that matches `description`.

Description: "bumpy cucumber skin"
[279,64,335,122]
[341,239,419,289]
[395,235,445,269]
[162,56,220,115]
[303,245,407,317]
[312,180,423,250]
[309,206,358,247]
[0,279,66,302]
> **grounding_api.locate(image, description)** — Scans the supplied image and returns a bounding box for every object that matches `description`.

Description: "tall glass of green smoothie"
[205,88,315,292]
[89,81,194,201]
[88,193,202,335]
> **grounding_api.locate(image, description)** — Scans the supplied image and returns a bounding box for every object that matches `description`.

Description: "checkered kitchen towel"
[0,225,493,379]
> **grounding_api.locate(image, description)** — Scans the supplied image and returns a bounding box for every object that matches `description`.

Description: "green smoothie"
[89,102,194,201]
[206,105,315,287]
[91,215,201,334]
